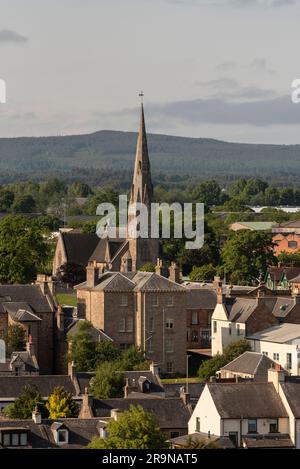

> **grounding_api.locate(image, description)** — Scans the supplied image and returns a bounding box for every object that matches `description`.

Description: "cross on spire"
[139,90,144,104]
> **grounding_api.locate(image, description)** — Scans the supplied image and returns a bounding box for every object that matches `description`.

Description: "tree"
[0,189,14,212]
[5,385,43,419]
[67,320,121,371]
[221,230,276,285]
[119,345,149,371]
[277,251,300,267]
[139,263,155,272]
[223,339,251,363]
[68,181,92,198]
[198,339,251,382]
[189,264,217,282]
[11,194,36,213]
[90,361,125,399]
[0,324,26,356]
[56,262,86,287]
[88,405,168,449]
[192,180,226,206]
[0,216,49,283]
[46,386,78,419]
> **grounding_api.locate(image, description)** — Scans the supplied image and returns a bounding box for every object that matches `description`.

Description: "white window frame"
[118,318,126,333]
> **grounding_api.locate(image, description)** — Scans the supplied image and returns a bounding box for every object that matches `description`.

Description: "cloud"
[0,29,28,44]
[195,78,276,100]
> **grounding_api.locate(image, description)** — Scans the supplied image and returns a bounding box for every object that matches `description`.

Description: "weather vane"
[139,90,144,104]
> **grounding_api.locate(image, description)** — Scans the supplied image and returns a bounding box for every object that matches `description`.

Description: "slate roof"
[66,320,113,342]
[130,272,186,292]
[0,375,77,398]
[61,232,100,266]
[186,289,217,310]
[225,297,258,322]
[280,382,300,418]
[207,382,288,419]
[0,418,103,449]
[248,323,300,343]
[170,432,235,449]
[220,352,276,380]
[242,435,294,449]
[163,382,205,399]
[290,274,300,283]
[92,397,191,429]
[0,285,52,314]
[75,372,95,395]
[267,266,300,283]
[2,302,42,322]
[122,371,164,393]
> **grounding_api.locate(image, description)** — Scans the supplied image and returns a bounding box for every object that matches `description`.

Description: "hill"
[0,130,299,186]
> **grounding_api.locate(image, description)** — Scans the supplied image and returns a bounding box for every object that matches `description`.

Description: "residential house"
[217,351,277,382]
[230,221,275,232]
[272,233,300,256]
[265,266,300,291]
[248,323,300,375]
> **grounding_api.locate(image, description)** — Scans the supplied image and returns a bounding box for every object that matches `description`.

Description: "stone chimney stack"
[155,258,169,278]
[57,304,64,331]
[32,406,42,425]
[35,274,56,296]
[214,277,225,304]
[168,262,181,284]
[268,366,287,393]
[86,262,99,288]
[79,387,94,419]
[180,389,190,406]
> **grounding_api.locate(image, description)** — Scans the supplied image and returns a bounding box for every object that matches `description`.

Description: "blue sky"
[0,0,300,143]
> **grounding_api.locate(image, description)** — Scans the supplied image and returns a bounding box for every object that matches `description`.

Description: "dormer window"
[57,429,68,444]
[51,422,69,446]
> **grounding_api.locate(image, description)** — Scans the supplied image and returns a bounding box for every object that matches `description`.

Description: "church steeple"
[130,101,153,206]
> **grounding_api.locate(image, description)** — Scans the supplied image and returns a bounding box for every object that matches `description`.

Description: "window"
[165,318,174,329]
[196,417,200,432]
[288,241,298,249]
[126,317,133,332]
[118,318,126,332]
[201,330,210,341]
[120,295,128,306]
[57,430,68,443]
[269,419,278,433]
[262,351,268,357]
[192,330,198,342]
[0,432,28,447]
[248,419,257,434]
[170,431,179,439]
[166,339,174,353]
[273,353,279,361]
[228,432,238,447]
[15,367,20,376]
[191,311,198,325]
[287,353,292,369]
[213,321,217,333]
[152,295,159,307]
[166,362,173,373]
[149,317,154,332]
[237,324,240,336]
[228,323,232,335]
[20,433,28,446]
[166,296,173,306]
[3,433,10,446]
[12,433,19,446]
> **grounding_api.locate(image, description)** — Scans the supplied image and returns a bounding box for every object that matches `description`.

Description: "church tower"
[126,100,160,271]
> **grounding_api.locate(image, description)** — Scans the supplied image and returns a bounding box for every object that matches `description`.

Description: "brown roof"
[208,382,288,419]
[61,232,99,266]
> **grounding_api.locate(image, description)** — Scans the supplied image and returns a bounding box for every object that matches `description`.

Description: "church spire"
[130,99,153,206]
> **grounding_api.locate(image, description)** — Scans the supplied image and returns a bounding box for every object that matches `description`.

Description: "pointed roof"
[130,104,153,206]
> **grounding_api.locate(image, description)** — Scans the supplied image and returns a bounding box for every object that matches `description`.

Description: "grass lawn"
[56,293,77,307]
[160,377,200,384]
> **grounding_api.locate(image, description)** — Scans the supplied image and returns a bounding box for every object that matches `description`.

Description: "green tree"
[221,230,276,284]
[119,345,149,371]
[277,251,300,267]
[11,194,36,213]
[189,264,217,282]
[223,339,251,363]
[0,189,14,212]
[5,385,43,419]
[56,262,86,287]
[0,324,26,356]
[185,436,219,449]
[46,386,78,418]
[192,180,226,206]
[139,263,155,272]
[0,215,49,283]
[68,181,92,198]
[88,405,168,449]
[90,361,125,399]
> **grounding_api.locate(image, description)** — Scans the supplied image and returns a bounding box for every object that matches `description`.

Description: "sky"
[0,0,300,143]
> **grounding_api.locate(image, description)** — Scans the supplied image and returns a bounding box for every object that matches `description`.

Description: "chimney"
[213,276,221,290]
[180,391,190,406]
[86,262,99,288]
[155,258,169,278]
[79,387,94,419]
[35,274,56,296]
[110,409,121,421]
[32,406,42,425]
[124,378,130,398]
[268,367,287,392]
[26,335,34,356]
[149,361,159,376]
[168,262,181,284]
[68,361,76,381]
[57,305,64,331]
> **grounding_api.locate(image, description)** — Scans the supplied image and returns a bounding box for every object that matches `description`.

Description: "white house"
[188,380,290,448]
[248,323,300,376]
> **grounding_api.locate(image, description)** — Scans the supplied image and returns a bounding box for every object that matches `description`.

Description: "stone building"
[75,269,187,374]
